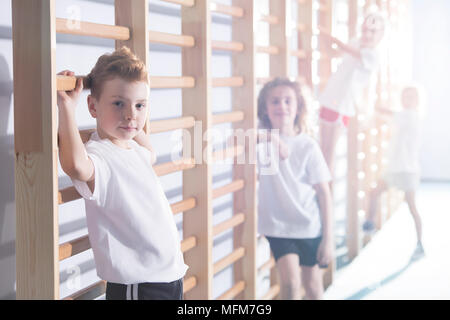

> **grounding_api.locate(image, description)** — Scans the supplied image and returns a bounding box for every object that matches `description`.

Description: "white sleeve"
[305,142,332,185]
[71,148,110,206]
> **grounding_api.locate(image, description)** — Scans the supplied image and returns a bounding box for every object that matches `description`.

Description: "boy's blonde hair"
[257,77,308,134]
[85,46,149,99]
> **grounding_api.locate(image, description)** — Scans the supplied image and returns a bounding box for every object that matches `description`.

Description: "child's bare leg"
[300,265,324,300]
[275,254,302,300]
[319,120,342,176]
[367,180,388,223]
[405,191,423,243]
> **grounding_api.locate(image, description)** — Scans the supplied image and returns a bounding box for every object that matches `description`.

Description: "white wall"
[0,0,277,299]
[412,0,450,181]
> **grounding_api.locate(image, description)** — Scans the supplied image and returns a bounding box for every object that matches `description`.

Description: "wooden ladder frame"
[12,0,408,300]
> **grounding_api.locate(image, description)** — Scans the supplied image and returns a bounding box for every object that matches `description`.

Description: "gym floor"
[325,182,450,300]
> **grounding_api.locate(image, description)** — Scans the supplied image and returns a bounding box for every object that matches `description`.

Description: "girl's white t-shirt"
[319,39,379,117]
[72,132,188,284]
[386,109,421,174]
[257,133,331,239]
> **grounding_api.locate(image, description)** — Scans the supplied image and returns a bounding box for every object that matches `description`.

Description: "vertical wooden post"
[298,0,313,87]
[115,0,150,133]
[182,0,213,300]
[12,0,59,299]
[232,0,257,300]
[317,0,335,288]
[318,0,333,90]
[346,0,360,261]
[270,0,290,78]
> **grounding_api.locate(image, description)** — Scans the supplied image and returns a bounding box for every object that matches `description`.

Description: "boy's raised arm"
[318,27,362,60]
[57,70,94,182]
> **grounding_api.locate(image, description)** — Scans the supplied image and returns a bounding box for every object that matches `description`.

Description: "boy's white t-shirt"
[257,133,332,239]
[386,109,421,174]
[72,131,188,284]
[319,39,379,117]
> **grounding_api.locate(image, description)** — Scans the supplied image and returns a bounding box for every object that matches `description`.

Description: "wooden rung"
[212,111,244,125]
[149,116,196,134]
[212,40,244,52]
[213,213,245,237]
[149,30,195,47]
[213,247,245,275]
[60,234,196,261]
[59,184,194,217]
[150,76,195,89]
[57,75,80,91]
[153,158,196,176]
[181,236,197,253]
[291,50,307,59]
[77,117,196,143]
[216,281,246,300]
[261,284,280,300]
[212,77,244,88]
[210,3,244,18]
[58,163,195,206]
[212,180,245,199]
[259,15,279,25]
[63,280,106,300]
[59,235,90,261]
[257,257,276,274]
[162,0,195,7]
[212,145,244,162]
[257,46,279,55]
[55,18,130,40]
[56,75,196,91]
[79,129,96,144]
[183,276,197,294]
[171,197,197,215]
[58,186,83,205]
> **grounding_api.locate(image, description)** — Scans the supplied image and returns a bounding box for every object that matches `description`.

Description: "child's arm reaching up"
[319,27,362,60]
[314,182,334,268]
[57,70,95,183]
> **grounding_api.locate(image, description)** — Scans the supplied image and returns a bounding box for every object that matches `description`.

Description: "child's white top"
[257,133,331,239]
[319,39,379,117]
[386,109,421,174]
[72,132,188,284]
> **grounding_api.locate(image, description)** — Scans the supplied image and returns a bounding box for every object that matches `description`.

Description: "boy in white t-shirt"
[318,13,385,177]
[256,78,333,300]
[363,86,425,261]
[57,47,188,300]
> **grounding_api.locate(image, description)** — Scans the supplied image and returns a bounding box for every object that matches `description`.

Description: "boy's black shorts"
[265,236,323,267]
[105,278,183,300]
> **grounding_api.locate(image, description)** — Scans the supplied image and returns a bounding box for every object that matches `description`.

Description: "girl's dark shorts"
[265,236,322,267]
[105,278,183,300]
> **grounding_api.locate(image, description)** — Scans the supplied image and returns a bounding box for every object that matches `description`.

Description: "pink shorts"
[319,107,350,128]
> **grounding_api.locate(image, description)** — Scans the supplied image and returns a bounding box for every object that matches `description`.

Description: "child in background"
[256,78,333,300]
[318,13,385,176]
[363,85,425,261]
[57,47,188,300]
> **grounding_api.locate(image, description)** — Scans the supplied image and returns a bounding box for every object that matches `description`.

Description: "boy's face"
[266,85,298,131]
[88,77,149,148]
